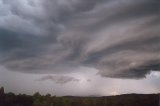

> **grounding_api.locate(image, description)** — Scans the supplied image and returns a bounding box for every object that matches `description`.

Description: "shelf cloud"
[0,0,159,79]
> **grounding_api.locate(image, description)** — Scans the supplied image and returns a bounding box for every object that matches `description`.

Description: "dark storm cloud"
[0,28,55,62]
[0,0,159,78]
[41,0,106,22]
[36,75,80,84]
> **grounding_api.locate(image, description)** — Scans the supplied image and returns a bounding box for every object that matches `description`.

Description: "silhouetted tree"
[0,87,4,105]
[0,87,159,106]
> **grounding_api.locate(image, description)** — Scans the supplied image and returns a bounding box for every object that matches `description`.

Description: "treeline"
[0,87,159,106]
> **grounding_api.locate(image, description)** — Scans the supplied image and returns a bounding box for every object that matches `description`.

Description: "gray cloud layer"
[0,0,159,78]
[36,75,80,84]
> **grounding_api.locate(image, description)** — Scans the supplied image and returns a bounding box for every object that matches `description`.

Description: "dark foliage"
[0,87,159,106]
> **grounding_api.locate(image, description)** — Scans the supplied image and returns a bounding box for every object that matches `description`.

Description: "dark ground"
[0,87,159,106]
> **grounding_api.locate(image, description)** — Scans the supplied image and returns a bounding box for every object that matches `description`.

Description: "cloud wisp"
[36,75,80,84]
[0,0,159,79]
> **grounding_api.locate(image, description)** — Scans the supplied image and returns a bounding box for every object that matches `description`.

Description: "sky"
[0,0,160,96]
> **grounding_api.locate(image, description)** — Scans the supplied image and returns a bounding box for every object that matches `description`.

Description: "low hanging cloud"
[0,0,159,78]
[36,75,80,84]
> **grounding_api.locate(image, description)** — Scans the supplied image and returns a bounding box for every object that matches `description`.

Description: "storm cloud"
[0,0,159,78]
[36,75,80,84]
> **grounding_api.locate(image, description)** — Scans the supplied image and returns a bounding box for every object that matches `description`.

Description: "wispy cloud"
[36,75,80,84]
